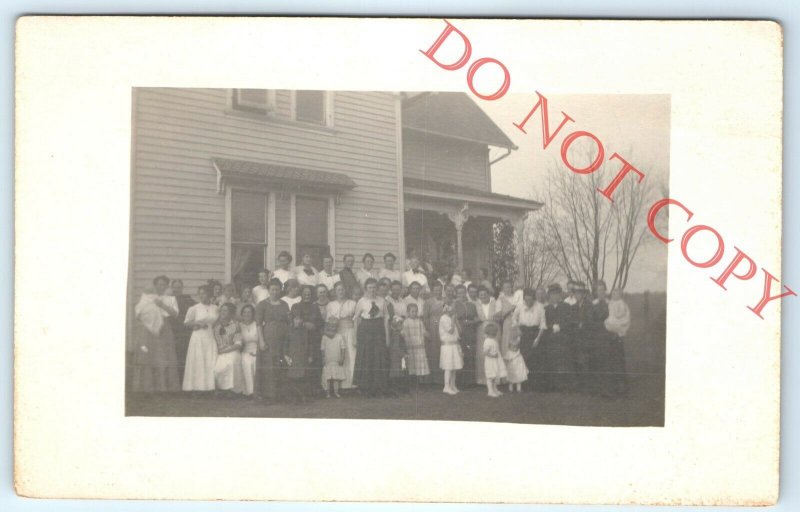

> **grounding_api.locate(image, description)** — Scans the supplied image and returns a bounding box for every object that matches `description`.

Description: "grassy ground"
[126,292,666,427]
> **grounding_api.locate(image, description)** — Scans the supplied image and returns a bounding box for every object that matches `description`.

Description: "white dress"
[317,270,341,291]
[295,266,319,286]
[272,268,294,286]
[438,314,464,370]
[251,285,269,306]
[483,337,508,380]
[182,303,219,391]
[239,321,260,395]
[326,299,357,389]
[504,347,529,383]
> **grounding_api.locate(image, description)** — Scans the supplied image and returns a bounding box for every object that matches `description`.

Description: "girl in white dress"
[483,323,507,397]
[238,304,263,397]
[183,285,219,392]
[213,302,244,394]
[504,339,529,393]
[320,319,346,398]
[251,269,271,306]
[438,302,464,395]
[326,281,358,389]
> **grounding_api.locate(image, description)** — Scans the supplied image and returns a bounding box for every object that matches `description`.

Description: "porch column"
[447,203,470,270]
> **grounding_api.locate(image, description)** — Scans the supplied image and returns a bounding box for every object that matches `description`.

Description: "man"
[379,252,402,283]
[453,284,480,387]
[317,254,340,291]
[563,279,578,306]
[272,251,294,287]
[402,255,429,294]
[338,253,359,299]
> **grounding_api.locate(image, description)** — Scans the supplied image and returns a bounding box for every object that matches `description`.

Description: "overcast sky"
[479,94,671,293]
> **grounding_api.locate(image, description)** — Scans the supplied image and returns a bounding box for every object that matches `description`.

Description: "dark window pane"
[232,191,266,243]
[295,90,325,124]
[296,244,330,271]
[232,244,265,289]
[296,196,327,246]
[236,89,268,111]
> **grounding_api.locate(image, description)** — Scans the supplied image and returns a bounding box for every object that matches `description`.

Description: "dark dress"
[352,298,389,394]
[386,301,406,379]
[542,302,575,391]
[585,299,627,397]
[571,299,597,392]
[453,299,480,386]
[255,300,290,400]
[339,268,360,300]
[171,294,196,382]
[287,301,323,381]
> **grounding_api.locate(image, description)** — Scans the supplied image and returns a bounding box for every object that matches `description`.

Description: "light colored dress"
[182,303,219,391]
[251,285,269,306]
[438,313,463,370]
[272,268,294,286]
[504,346,529,383]
[475,298,498,385]
[379,268,403,284]
[497,293,518,357]
[318,270,340,291]
[402,317,430,376]
[356,267,380,287]
[321,333,346,384]
[326,299,357,389]
[483,337,508,380]
[213,320,244,393]
[239,321,261,395]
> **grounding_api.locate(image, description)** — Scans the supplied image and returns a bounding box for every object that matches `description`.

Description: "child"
[483,323,507,398]
[320,318,346,398]
[438,303,464,395]
[504,337,529,393]
[401,303,430,391]
[604,288,631,338]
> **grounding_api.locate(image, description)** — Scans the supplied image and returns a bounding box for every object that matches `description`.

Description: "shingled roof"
[402,92,517,150]
[212,157,357,191]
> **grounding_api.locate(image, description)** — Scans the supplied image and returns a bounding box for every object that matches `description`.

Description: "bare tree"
[533,145,658,291]
[519,212,561,289]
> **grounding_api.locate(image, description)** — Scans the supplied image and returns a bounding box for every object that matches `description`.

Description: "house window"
[295,196,329,269]
[294,91,327,125]
[231,190,268,288]
[231,89,276,115]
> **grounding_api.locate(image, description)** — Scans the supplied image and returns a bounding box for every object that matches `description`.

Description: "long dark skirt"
[541,333,575,391]
[171,321,191,383]
[388,330,405,379]
[256,342,279,400]
[598,337,628,397]
[286,327,310,380]
[457,325,478,387]
[352,318,389,393]
[520,326,543,390]
[131,321,180,392]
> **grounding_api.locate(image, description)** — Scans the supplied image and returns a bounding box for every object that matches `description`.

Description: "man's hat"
[547,283,563,294]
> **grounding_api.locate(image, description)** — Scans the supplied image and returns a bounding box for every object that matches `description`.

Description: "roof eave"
[404,185,543,211]
[402,125,519,151]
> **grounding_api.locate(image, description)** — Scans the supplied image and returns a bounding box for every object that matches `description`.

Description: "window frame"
[289,91,335,127]
[230,89,277,116]
[225,187,276,284]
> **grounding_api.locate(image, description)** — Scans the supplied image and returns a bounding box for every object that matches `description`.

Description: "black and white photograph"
[125,88,670,426]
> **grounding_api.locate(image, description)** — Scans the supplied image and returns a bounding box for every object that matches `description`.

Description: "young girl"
[504,337,529,393]
[483,323,507,397]
[438,302,464,395]
[213,302,245,395]
[320,318,346,398]
[239,304,263,398]
[183,285,219,392]
[401,302,430,391]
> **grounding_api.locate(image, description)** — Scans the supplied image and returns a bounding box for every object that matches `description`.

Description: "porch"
[402,177,543,278]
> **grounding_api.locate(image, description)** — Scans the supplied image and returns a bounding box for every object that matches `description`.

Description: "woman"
[591,281,627,398]
[386,280,408,392]
[379,252,402,283]
[315,284,330,320]
[422,281,445,385]
[169,278,195,384]
[356,253,380,288]
[255,279,290,402]
[295,251,319,287]
[236,285,253,319]
[251,269,272,306]
[239,304,263,398]
[474,286,498,385]
[352,278,392,397]
[216,282,239,307]
[182,284,219,392]
[213,302,244,395]
[132,275,181,392]
[207,279,223,304]
[512,287,547,391]
[326,281,358,389]
[281,279,302,309]
[496,280,519,359]
[317,254,340,291]
[287,285,324,402]
[542,283,575,392]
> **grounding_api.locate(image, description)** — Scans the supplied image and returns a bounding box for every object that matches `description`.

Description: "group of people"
[130,250,633,403]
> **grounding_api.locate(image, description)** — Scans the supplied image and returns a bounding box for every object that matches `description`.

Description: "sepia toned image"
[125,88,669,426]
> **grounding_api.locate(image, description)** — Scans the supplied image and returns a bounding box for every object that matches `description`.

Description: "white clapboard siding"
[402,129,490,192]
[131,88,401,296]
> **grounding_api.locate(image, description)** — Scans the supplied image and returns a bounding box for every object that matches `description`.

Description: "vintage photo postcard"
[14,17,784,504]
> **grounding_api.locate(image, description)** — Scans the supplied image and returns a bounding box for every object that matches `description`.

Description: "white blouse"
[326,299,357,320]
[513,302,547,329]
[272,268,294,285]
[317,270,341,290]
[184,303,219,328]
[295,266,319,286]
[251,285,270,305]
[354,296,387,319]
[281,295,302,309]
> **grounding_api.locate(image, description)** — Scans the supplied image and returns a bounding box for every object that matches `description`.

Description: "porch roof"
[402,92,518,150]
[403,177,543,212]
[212,157,357,193]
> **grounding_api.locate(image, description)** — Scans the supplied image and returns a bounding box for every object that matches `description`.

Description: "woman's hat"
[547,283,563,294]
